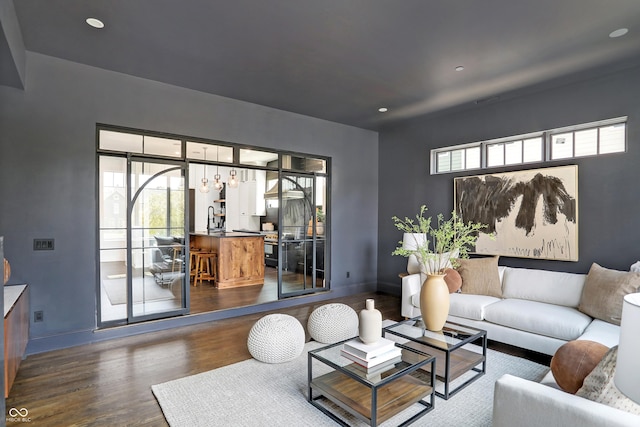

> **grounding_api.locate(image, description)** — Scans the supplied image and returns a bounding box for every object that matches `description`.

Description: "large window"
[97,126,330,326]
[432,117,627,174]
[550,121,626,160]
[435,146,481,173]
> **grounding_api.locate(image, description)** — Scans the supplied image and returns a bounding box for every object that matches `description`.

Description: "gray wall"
[0,0,26,89]
[378,65,640,291]
[0,237,5,418]
[0,52,379,353]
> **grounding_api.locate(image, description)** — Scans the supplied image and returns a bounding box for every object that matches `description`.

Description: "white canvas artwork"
[454,165,578,261]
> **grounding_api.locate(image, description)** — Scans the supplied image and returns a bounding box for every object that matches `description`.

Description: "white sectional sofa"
[493,374,640,427]
[401,266,619,356]
[402,264,640,426]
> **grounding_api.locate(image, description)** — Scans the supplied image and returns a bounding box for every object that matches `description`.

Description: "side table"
[384,318,487,399]
[308,338,436,426]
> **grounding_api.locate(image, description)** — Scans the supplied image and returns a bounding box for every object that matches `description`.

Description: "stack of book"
[340,337,402,375]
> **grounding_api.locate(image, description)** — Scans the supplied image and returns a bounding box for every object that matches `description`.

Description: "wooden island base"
[191,232,265,288]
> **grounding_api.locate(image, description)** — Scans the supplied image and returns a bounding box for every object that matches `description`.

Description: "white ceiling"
[10,0,640,130]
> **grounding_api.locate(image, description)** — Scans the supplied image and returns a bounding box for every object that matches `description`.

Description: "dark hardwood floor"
[6,291,550,426]
[188,265,324,313]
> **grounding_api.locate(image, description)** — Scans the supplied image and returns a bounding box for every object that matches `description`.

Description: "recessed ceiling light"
[86,18,105,29]
[455,66,465,72]
[609,28,628,38]
[378,107,388,113]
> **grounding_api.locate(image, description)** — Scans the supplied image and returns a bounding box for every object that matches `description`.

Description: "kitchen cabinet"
[190,233,264,288]
[247,170,266,216]
[5,284,28,397]
[225,170,265,231]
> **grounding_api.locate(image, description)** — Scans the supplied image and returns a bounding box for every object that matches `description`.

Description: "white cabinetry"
[246,169,266,216]
[225,184,240,231]
[225,170,266,231]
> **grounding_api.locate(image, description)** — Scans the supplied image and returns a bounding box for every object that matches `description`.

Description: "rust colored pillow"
[550,340,609,394]
[443,268,462,293]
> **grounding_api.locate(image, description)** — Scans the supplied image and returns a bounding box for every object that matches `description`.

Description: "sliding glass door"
[129,159,187,321]
[278,172,326,298]
[98,156,188,325]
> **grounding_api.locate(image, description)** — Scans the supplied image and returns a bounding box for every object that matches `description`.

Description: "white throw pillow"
[576,346,640,415]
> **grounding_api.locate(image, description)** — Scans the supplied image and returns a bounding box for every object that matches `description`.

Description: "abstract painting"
[454,165,578,261]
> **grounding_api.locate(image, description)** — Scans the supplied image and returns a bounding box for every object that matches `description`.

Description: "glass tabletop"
[383,318,486,351]
[309,339,433,385]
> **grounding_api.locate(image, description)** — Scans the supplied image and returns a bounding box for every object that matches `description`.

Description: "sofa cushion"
[577,346,640,415]
[154,236,176,258]
[484,299,592,341]
[494,374,640,427]
[578,319,620,348]
[502,267,586,307]
[457,256,502,298]
[444,268,462,293]
[579,263,640,325]
[449,293,501,321]
[551,340,609,394]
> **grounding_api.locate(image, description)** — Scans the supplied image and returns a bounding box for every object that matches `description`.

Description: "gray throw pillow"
[578,263,640,325]
[456,256,502,298]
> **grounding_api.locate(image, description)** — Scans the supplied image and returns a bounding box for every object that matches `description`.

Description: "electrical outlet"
[33,238,55,250]
[34,311,44,322]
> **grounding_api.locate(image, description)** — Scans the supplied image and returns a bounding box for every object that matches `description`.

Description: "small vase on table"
[359,299,382,344]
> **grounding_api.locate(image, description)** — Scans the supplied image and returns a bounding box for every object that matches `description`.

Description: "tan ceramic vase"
[419,273,450,332]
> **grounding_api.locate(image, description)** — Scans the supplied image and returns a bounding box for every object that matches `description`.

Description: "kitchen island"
[190,232,265,288]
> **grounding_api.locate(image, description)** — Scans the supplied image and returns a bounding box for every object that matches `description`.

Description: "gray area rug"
[152,340,548,426]
[103,276,175,305]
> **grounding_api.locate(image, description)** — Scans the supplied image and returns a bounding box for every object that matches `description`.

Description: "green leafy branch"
[392,205,492,274]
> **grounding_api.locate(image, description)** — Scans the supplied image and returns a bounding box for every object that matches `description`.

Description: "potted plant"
[307,207,325,236]
[392,205,489,331]
[392,205,487,274]
[316,207,325,224]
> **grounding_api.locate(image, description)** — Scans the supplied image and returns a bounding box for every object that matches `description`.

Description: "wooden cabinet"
[191,233,264,288]
[5,284,29,397]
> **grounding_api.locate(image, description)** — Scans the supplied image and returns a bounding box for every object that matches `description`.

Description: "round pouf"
[307,303,359,344]
[247,314,305,363]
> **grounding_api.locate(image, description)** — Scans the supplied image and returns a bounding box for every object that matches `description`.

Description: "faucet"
[207,206,215,234]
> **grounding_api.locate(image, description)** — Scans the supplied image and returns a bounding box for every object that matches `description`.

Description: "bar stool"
[189,249,206,284]
[195,252,218,287]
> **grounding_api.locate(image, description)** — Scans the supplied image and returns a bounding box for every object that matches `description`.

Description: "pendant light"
[199,147,210,193]
[213,173,223,190]
[213,146,224,190]
[228,168,239,188]
[199,176,210,193]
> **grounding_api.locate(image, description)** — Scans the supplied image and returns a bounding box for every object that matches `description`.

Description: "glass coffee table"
[308,339,436,426]
[383,318,487,399]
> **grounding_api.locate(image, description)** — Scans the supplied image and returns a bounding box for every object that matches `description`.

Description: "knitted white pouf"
[247,314,305,363]
[307,303,359,344]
